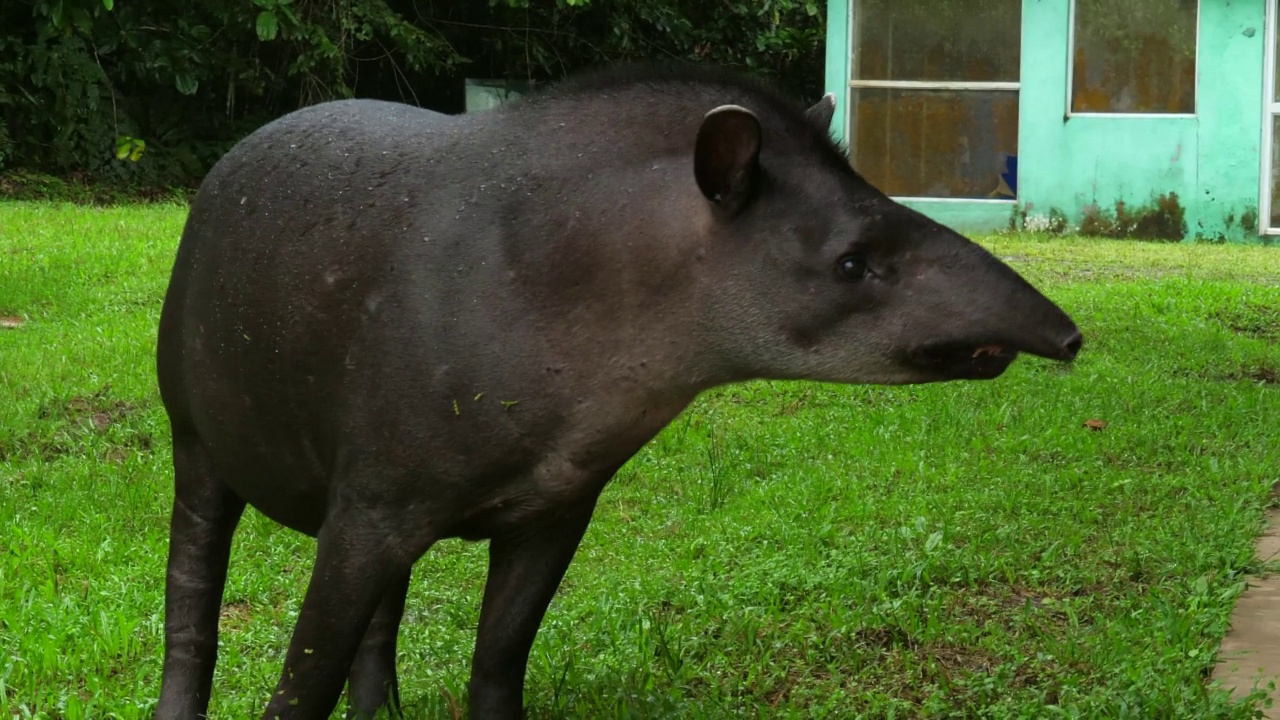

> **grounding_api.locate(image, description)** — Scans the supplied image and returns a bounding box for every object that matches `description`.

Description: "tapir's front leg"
[467,500,599,719]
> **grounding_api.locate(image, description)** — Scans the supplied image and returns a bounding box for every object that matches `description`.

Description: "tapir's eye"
[836,254,870,282]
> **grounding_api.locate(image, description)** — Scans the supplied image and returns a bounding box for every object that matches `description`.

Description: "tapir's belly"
[165,233,622,540]
[172,282,547,537]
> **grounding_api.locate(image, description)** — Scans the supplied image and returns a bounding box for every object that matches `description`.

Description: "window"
[1071,0,1199,114]
[848,0,1022,199]
[1271,117,1280,229]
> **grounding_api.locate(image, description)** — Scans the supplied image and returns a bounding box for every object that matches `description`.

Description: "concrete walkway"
[1213,506,1280,718]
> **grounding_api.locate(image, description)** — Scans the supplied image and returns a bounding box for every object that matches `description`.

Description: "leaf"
[1083,419,1108,431]
[115,136,146,162]
[256,10,279,41]
[174,74,198,95]
[72,6,92,34]
[102,0,113,10]
[0,316,24,329]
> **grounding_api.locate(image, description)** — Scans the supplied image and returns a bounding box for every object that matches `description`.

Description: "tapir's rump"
[153,63,1081,719]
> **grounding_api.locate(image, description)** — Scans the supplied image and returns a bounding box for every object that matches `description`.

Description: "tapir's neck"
[506,157,730,398]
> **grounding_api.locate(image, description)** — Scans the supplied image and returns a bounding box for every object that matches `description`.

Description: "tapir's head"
[691,94,1082,385]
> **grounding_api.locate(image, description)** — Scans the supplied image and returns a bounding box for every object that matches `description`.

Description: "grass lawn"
[1,201,1279,719]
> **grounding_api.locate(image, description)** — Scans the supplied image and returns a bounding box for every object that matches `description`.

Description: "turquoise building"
[823,0,1278,241]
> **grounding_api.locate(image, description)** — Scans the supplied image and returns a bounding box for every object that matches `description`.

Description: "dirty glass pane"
[1072,0,1198,114]
[1271,117,1280,229]
[1275,14,1280,103]
[853,0,1021,82]
[850,89,1019,199]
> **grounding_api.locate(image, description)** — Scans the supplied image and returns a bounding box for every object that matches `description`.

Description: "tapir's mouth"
[907,341,1021,380]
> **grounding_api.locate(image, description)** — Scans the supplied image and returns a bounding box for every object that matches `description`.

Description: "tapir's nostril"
[1061,330,1084,361]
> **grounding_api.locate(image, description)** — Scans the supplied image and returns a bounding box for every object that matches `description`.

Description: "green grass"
[2,201,1279,719]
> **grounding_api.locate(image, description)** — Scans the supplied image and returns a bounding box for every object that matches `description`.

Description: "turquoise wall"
[824,0,1268,240]
[823,0,850,143]
[1196,0,1268,238]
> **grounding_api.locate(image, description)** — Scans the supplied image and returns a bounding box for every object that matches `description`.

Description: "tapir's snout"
[906,321,1081,382]
[1007,281,1084,364]
[898,237,1084,382]
[1048,326,1084,362]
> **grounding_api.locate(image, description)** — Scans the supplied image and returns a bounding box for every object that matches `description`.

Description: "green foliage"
[0,0,466,186]
[0,0,827,189]
[473,0,825,96]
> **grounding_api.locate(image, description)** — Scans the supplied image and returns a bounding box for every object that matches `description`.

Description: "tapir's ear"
[805,93,837,133]
[694,104,762,214]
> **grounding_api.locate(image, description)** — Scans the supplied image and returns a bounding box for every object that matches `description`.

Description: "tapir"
[153,63,1082,719]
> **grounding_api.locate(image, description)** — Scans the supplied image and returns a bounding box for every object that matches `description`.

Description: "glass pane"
[1072,0,1198,114]
[853,0,1022,82]
[850,89,1019,199]
[1274,10,1280,103]
[1271,116,1280,229]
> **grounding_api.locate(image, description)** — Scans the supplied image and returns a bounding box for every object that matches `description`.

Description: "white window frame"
[1261,0,1280,234]
[845,1,1021,203]
[1066,0,1201,119]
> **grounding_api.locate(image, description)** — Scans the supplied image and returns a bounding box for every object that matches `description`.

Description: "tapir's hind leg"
[261,502,427,720]
[467,499,600,720]
[345,569,412,719]
[155,435,247,720]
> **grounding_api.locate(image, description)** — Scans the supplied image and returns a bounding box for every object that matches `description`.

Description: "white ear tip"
[705,104,757,119]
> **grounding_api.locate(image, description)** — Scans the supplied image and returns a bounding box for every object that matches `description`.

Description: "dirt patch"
[0,386,151,462]
[776,391,816,416]
[1246,367,1280,384]
[1211,303,1280,343]
[41,386,139,430]
[219,601,253,632]
[1226,366,1280,386]
[946,583,1103,636]
[849,625,917,651]
[925,642,1003,677]
[1185,364,1280,387]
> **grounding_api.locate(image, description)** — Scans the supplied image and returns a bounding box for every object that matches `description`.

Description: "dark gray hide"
[153,64,1082,720]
